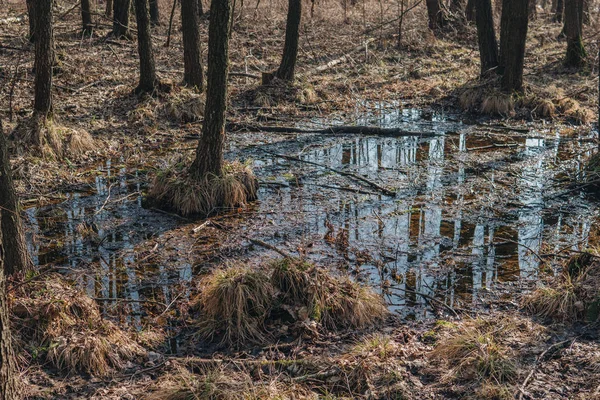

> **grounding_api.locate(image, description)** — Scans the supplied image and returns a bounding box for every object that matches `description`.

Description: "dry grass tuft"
[524,253,600,322]
[161,90,205,123]
[194,266,274,346]
[480,92,514,115]
[431,318,518,383]
[148,159,258,217]
[532,99,556,119]
[12,274,143,375]
[459,88,483,111]
[558,97,592,124]
[11,114,96,158]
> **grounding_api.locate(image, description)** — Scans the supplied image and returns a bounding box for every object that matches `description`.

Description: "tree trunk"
[564,0,586,67]
[274,0,301,82]
[134,0,158,93]
[475,0,499,75]
[189,0,231,179]
[529,0,537,19]
[113,0,132,38]
[426,0,448,30]
[499,0,529,92]
[466,0,475,20]
[81,0,93,35]
[149,0,160,24]
[0,238,18,400]
[554,0,563,22]
[26,0,36,42]
[0,123,31,277]
[181,0,204,90]
[106,0,113,18]
[198,0,204,15]
[34,0,53,117]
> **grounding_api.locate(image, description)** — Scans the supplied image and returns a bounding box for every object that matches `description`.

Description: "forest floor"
[1,0,600,398]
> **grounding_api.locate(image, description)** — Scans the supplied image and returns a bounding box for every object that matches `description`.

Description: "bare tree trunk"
[134,0,159,93]
[0,123,31,277]
[0,122,19,400]
[149,0,160,24]
[273,0,301,82]
[198,0,204,15]
[26,0,35,42]
[554,0,564,22]
[113,0,132,38]
[499,0,530,92]
[106,0,113,18]
[466,0,475,20]
[81,0,93,35]
[564,0,586,67]
[426,0,448,30]
[475,0,499,75]
[190,0,231,179]
[181,0,204,90]
[34,0,53,118]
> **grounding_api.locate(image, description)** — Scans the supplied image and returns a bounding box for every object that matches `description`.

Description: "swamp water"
[24,106,600,325]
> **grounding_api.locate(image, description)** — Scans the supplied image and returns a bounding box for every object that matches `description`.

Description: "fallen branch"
[227,122,439,138]
[247,238,292,258]
[263,150,396,196]
[298,38,375,78]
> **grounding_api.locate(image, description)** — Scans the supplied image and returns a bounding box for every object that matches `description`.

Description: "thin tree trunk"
[426,0,448,30]
[181,0,204,90]
[34,0,53,117]
[149,0,160,24]
[113,0,132,38]
[554,0,563,22]
[0,123,31,277]
[26,0,35,42]
[466,0,475,20]
[0,228,18,399]
[475,0,499,75]
[564,0,586,67]
[81,0,93,35]
[189,0,231,179]
[499,0,530,92]
[198,0,204,15]
[274,0,301,82]
[134,0,158,93]
[106,0,113,18]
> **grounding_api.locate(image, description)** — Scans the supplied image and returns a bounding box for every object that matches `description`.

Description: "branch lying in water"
[226,122,442,138]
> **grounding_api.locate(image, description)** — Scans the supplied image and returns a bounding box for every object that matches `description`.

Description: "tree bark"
[189,0,231,179]
[426,0,448,30]
[149,0,160,25]
[134,0,158,93]
[475,0,499,75]
[499,0,530,92]
[198,0,204,15]
[113,0,132,38]
[466,0,475,21]
[564,0,586,67]
[34,0,53,117]
[274,0,301,82]
[26,0,36,42]
[81,0,93,35]
[0,238,18,400]
[554,0,564,22]
[0,123,31,277]
[181,0,204,90]
[106,0,113,18]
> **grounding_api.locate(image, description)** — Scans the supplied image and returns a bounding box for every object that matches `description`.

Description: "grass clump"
[431,318,517,383]
[161,89,205,123]
[12,274,142,376]
[524,253,600,322]
[195,266,274,346]
[193,258,388,346]
[147,159,258,217]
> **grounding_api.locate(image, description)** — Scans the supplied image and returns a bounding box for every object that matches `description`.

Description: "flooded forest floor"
[1,0,600,398]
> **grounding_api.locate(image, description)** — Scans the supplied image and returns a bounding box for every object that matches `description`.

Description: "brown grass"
[524,253,600,323]
[148,159,258,217]
[194,266,274,346]
[12,275,142,376]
